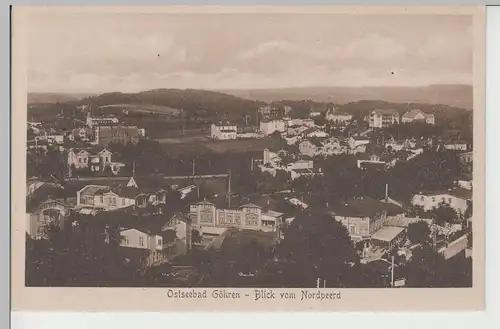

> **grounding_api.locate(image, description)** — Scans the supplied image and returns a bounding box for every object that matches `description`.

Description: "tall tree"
[406,245,446,287]
[407,221,431,245]
[277,210,358,287]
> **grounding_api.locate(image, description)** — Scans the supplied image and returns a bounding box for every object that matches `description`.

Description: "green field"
[159,137,281,156]
[100,103,181,115]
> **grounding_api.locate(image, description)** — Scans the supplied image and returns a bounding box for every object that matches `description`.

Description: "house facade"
[260,119,286,136]
[118,212,193,268]
[86,113,119,128]
[401,109,435,125]
[76,185,136,213]
[26,199,69,240]
[330,198,405,243]
[188,201,283,234]
[411,189,472,215]
[369,110,400,128]
[210,123,238,140]
[67,148,113,171]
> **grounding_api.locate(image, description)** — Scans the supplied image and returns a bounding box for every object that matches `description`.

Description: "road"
[67,173,230,182]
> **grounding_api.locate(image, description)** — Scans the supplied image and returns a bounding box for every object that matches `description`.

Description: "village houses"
[67,147,113,172]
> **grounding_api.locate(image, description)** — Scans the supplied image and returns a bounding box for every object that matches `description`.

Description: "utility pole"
[192,158,195,176]
[250,157,254,171]
[227,171,232,208]
[323,280,326,288]
[391,255,395,288]
[132,160,136,178]
[385,183,389,202]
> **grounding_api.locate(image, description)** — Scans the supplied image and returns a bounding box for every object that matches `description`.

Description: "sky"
[27,12,474,93]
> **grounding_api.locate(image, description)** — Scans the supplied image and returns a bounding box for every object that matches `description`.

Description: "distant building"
[75,185,136,214]
[71,127,93,141]
[444,141,468,151]
[325,107,353,124]
[459,151,473,173]
[302,127,328,138]
[67,147,113,171]
[210,123,237,140]
[260,105,284,118]
[94,125,140,146]
[260,119,286,136]
[411,188,472,215]
[86,112,119,128]
[369,109,400,128]
[286,118,315,128]
[188,201,283,235]
[401,109,435,125]
[347,135,370,150]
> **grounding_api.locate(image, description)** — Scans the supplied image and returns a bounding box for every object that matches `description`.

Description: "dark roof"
[119,211,182,235]
[329,197,405,218]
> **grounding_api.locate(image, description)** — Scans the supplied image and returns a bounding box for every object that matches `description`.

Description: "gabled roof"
[79,185,111,196]
[402,109,434,119]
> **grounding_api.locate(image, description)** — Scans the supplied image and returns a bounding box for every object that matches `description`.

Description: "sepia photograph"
[11,6,485,312]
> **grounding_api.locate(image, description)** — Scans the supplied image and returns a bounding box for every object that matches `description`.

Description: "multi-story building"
[210,123,238,140]
[328,197,406,247]
[94,125,140,146]
[67,148,113,171]
[119,213,192,267]
[369,109,400,128]
[86,112,119,128]
[75,185,137,213]
[260,119,286,136]
[188,201,283,235]
[401,109,435,125]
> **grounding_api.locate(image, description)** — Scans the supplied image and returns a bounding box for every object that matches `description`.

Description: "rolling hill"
[28,92,96,104]
[220,84,473,110]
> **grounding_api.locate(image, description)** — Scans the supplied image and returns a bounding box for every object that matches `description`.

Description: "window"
[421,196,425,202]
[432,197,436,202]
[100,196,104,203]
[448,198,452,204]
[123,237,129,245]
[139,237,144,247]
[157,238,162,246]
[349,225,356,235]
